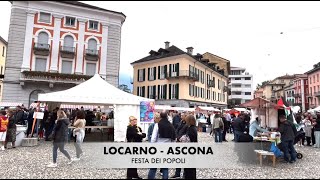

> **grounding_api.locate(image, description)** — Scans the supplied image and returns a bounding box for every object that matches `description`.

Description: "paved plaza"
[1,133,319,179]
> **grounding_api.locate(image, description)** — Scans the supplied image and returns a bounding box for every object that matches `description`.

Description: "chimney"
[165,41,170,49]
[186,47,194,55]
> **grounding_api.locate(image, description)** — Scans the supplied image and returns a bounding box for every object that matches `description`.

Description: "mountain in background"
[119,72,133,91]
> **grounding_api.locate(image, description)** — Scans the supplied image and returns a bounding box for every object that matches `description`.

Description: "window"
[88,39,97,51]
[65,16,76,26]
[35,58,47,72]
[245,92,251,95]
[138,69,145,82]
[201,71,205,84]
[245,77,251,80]
[2,46,4,57]
[235,77,241,80]
[0,66,3,75]
[63,35,74,52]
[89,20,99,30]
[310,77,312,84]
[61,60,72,74]
[86,63,96,76]
[218,79,220,90]
[159,66,166,79]
[158,85,167,100]
[148,67,156,81]
[38,32,49,45]
[39,12,51,23]
[233,84,241,88]
[218,93,221,101]
[212,77,215,88]
[245,84,251,88]
[169,63,179,77]
[207,90,211,99]
[148,86,156,99]
[137,86,145,97]
[170,84,179,99]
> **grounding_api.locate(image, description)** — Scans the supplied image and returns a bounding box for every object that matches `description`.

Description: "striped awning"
[0,102,23,107]
[60,104,104,110]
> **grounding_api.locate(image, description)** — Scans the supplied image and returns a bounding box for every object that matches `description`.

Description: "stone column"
[50,14,63,72]
[99,22,109,80]
[75,18,87,75]
[21,10,36,71]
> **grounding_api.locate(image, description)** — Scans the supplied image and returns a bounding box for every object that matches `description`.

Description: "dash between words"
[104,146,214,155]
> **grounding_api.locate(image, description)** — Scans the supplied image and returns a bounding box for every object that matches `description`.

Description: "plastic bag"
[270,142,282,158]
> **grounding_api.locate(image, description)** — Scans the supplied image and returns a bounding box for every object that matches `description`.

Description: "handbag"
[179,134,190,142]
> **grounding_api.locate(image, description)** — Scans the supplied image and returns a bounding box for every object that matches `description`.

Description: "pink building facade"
[293,75,308,111]
[306,64,320,109]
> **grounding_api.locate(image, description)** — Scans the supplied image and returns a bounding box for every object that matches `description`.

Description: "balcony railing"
[315,91,320,97]
[60,46,75,58]
[166,70,199,81]
[33,43,50,56]
[85,49,99,61]
[20,71,93,85]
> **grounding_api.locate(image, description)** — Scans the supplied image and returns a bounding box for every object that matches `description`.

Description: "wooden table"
[68,126,113,141]
[254,150,276,167]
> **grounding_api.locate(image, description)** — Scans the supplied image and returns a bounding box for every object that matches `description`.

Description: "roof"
[57,1,126,17]
[306,64,320,75]
[131,45,228,77]
[203,52,230,62]
[277,74,296,79]
[0,36,7,45]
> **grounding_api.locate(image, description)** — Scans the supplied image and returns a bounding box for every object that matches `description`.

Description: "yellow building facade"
[131,42,228,108]
[0,36,7,101]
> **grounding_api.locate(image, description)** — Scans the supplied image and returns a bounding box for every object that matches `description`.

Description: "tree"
[118,84,131,93]
[256,80,270,90]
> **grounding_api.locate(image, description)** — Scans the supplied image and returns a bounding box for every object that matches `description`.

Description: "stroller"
[277,132,303,160]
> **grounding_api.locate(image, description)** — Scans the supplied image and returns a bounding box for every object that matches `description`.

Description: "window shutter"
[158,85,160,99]
[154,67,157,80]
[153,86,156,99]
[164,65,168,78]
[147,86,150,98]
[137,87,139,96]
[164,85,167,99]
[189,84,191,96]
[169,84,172,99]
[143,69,146,81]
[169,64,172,77]
[176,63,179,76]
[148,68,150,81]
[142,86,145,97]
[137,70,140,82]
[176,84,179,99]
[158,66,160,79]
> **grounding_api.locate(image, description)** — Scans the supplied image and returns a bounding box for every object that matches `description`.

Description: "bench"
[254,150,276,167]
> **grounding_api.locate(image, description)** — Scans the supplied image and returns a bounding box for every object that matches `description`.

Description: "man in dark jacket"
[232,114,246,142]
[172,112,181,130]
[15,106,25,125]
[278,115,298,163]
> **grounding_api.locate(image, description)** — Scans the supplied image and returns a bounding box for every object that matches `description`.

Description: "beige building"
[131,42,228,108]
[202,52,230,76]
[260,74,297,103]
[0,36,7,101]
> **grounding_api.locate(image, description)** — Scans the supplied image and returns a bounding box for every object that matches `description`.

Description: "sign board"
[140,101,155,123]
[33,112,44,120]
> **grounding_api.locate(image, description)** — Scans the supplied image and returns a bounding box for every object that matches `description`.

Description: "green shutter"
[176,63,179,76]
[189,84,191,96]
[148,68,150,81]
[176,84,179,99]
[143,69,146,81]
[147,86,150,98]
[154,67,157,80]
[137,87,139,96]
[142,86,145,97]
[164,65,168,78]
[158,85,160,99]
[153,86,156,99]
[158,66,160,79]
[169,84,172,99]
[137,70,140,82]
[164,85,167,99]
[169,64,172,77]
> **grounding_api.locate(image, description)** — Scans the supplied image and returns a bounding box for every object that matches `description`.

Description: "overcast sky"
[1,1,320,88]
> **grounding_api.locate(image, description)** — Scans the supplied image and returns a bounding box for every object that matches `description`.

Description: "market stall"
[38,74,153,142]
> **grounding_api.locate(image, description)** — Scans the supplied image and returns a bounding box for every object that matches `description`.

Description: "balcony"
[33,43,50,56]
[166,70,199,81]
[20,71,93,86]
[315,91,320,97]
[208,80,215,88]
[85,49,99,61]
[294,93,301,98]
[60,46,75,59]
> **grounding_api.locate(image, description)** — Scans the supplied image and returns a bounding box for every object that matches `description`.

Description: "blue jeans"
[234,131,242,142]
[148,168,168,179]
[53,143,71,163]
[214,128,222,142]
[282,140,296,162]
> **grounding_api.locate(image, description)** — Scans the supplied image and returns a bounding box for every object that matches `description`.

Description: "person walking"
[5,111,16,149]
[148,112,176,179]
[171,113,187,179]
[278,115,297,163]
[126,116,145,179]
[0,111,9,150]
[212,114,224,143]
[222,116,229,142]
[313,113,320,148]
[304,117,313,146]
[184,115,198,179]
[47,110,73,168]
[72,111,86,161]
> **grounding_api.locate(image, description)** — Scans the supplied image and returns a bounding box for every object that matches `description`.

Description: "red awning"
[239,97,270,108]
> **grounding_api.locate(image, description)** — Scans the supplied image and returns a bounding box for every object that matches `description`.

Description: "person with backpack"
[0,111,9,151]
[278,115,298,163]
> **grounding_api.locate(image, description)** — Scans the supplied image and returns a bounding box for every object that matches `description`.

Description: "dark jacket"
[126,125,146,142]
[176,120,188,140]
[222,117,229,131]
[15,110,25,125]
[147,123,155,142]
[186,125,198,142]
[315,118,320,131]
[158,118,176,140]
[172,114,181,129]
[52,118,70,143]
[233,117,246,132]
[279,120,297,142]
[7,116,16,129]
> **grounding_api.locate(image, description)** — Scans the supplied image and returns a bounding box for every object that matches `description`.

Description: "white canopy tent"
[154,105,195,112]
[197,106,221,112]
[38,74,153,142]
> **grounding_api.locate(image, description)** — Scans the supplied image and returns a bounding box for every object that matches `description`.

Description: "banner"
[140,101,155,123]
